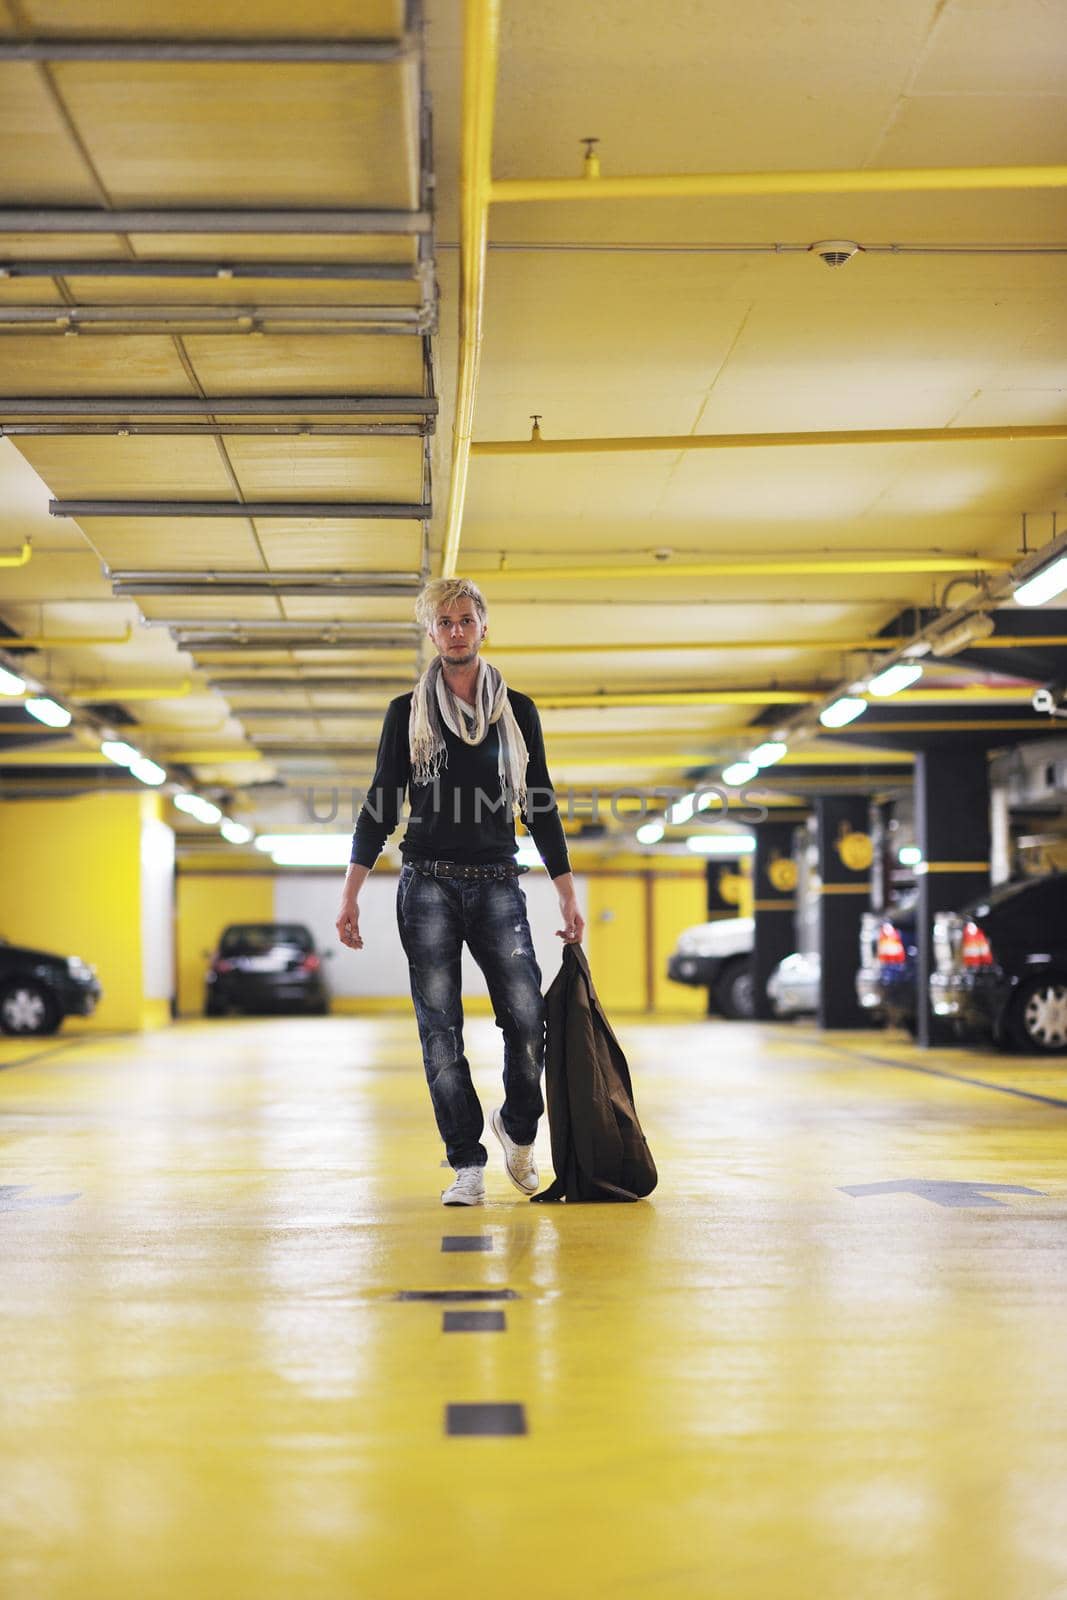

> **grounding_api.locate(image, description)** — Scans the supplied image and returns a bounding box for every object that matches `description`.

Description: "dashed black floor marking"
[446,1403,527,1436]
[395,1289,519,1302]
[441,1234,493,1252]
[443,1310,507,1332]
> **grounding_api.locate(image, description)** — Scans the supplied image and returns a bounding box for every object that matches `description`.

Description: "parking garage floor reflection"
[2,1016,1066,1600]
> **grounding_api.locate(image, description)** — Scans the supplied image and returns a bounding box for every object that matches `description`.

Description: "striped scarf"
[409,656,529,816]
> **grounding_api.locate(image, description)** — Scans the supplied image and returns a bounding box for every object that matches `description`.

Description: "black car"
[856,899,919,1033]
[0,937,101,1036]
[930,875,1067,1054]
[205,923,330,1016]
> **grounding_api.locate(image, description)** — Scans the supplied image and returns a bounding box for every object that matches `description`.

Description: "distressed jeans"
[396,864,546,1169]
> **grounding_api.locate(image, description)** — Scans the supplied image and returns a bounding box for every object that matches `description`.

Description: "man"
[335,577,585,1206]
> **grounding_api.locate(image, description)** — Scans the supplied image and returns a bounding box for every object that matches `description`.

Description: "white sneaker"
[490,1107,539,1195]
[441,1166,486,1206]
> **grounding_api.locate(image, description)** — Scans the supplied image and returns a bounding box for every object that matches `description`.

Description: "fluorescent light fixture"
[24,696,71,729]
[636,820,665,845]
[173,792,222,825]
[666,792,697,825]
[722,760,758,786]
[100,739,141,767]
[749,741,787,767]
[220,818,253,845]
[819,696,867,729]
[254,833,352,866]
[867,662,923,697]
[686,834,756,856]
[1014,554,1067,607]
[898,846,923,866]
[128,755,166,786]
[0,666,26,696]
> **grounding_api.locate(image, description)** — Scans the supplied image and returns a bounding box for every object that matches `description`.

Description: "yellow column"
[0,792,156,1032]
[652,867,711,1016]
[175,874,274,1017]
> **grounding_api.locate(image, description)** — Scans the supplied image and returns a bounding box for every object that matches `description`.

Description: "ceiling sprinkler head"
[810,240,862,268]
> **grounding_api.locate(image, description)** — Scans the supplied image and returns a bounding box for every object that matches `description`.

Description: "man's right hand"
[336,901,363,950]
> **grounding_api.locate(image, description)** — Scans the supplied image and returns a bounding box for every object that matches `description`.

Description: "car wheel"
[715,959,756,1021]
[0,981,61,1036]
[1006,977,1067,1055]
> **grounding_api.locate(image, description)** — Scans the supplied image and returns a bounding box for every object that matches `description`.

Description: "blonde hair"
[415,577,488,635]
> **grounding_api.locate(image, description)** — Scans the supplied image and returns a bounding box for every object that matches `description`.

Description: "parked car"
[205,923,330,1016]
[667,916,756,1018]
[856,899,919,1033]
[930,875,1067,1054]
[0,937,101,1036]
[767,951,820,1017]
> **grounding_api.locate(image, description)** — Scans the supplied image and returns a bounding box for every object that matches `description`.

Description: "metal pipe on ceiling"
[108,570,422,596]
[0,208,431,235]
[480,557,1010,581]
[440,0,500,580]
[438,239,1067,257]
[0,306,430,335]
[0,306,425,324]
[0,38,414,63]
[490,165,1067,205]
[0,259,419,281]
[1,423,430,437]
[51,499,431,519]
[0,395,438,416]
[143,621,421,638]
[472,423,1067,455]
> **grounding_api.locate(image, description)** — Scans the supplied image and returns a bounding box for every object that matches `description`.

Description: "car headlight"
[67,956,94,980]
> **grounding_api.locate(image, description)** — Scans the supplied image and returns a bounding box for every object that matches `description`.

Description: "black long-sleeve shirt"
[350,689,571,879]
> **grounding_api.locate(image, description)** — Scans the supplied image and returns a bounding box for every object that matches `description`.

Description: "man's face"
[431,603,486,667]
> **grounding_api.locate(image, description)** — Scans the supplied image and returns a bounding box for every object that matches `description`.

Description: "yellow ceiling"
[0,0,1065,845]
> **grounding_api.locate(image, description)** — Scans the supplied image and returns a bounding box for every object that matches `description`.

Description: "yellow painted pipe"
[487,635,1067,652]
[540,685,1036,711]
[0,748,110,765]
[490,164,1067,205]
[4,626,133,647]
[486,638,906,653]
[825,718,1057,733]
[472,423,1067,455]
[480,557,1009,581]
[0,540,32,568]
[65,679,194,701]
[891,688,1036,703]
[539,691,818,708]
[163,749,264,762]
[440,0,500,581]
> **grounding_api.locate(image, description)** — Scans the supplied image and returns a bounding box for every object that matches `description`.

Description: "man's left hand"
[556,893,585,944]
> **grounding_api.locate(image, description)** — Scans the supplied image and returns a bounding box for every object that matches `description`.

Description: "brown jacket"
[532,943,658,1204]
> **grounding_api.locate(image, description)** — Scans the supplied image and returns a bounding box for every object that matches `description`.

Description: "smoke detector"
[809,240,862,268]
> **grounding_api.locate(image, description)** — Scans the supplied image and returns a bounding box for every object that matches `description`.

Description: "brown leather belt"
[409,858,526,881]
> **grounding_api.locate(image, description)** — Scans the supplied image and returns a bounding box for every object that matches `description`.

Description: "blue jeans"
[396,864,546,1169]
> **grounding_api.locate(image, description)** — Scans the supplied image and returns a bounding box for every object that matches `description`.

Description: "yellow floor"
[2,1015,1067,1600]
